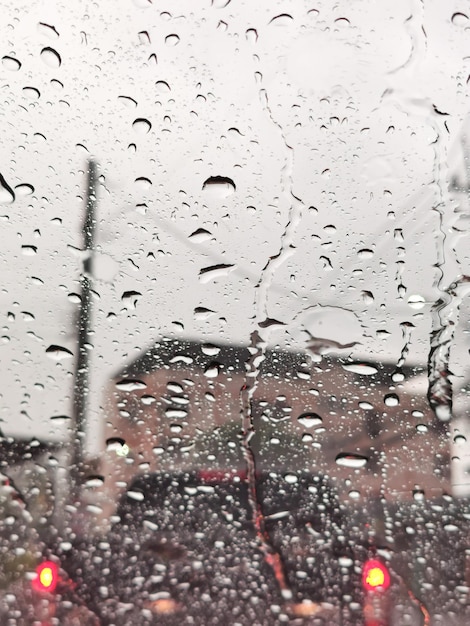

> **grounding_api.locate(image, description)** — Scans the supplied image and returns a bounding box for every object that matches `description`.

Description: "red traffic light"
[32,561,59,593]
[362,559,390,592]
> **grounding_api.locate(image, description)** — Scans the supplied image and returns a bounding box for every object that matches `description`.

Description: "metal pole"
[71,159,97,504]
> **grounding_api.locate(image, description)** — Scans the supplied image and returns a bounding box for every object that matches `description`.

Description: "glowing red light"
[32,561,59,593]
[362,559,390,592]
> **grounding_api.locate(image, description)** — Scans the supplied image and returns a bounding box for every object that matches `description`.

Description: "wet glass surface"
[1,1,470,624]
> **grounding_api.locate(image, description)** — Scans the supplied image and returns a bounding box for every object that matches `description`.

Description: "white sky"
[1,0,470,479]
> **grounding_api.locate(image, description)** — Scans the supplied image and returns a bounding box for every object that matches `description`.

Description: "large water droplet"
[132,118,151,134]
[155,80,171,94]
[45,344,73,360]
[40,47,61,68]
[199,263,235,284]
[15,183,34,197]
[118,95,138,108]
[452,12,469,26]
[269,14,293,26]
[407,294,426,309]
[202,175,236,199]
[384,393,399,407]
[0,174,15,204]
[165,34,180,46]
[2,56,21,71]
[115,379,147,391]
[37,22,59,39]
[335,453,368,469]
[297,412,323,428]
[189,228,212,243]
[342,363,378,376]
[22,87,40,99]
[245,28,258,43]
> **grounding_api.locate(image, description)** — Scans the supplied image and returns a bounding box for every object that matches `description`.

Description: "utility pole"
[71,160,97,504]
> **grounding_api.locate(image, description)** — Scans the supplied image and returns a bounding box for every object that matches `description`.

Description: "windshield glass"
[1,1,470,624]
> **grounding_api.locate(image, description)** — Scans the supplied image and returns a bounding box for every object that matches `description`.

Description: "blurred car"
[45,470,397,625]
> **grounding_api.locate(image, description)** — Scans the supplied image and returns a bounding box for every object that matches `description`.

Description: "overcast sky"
[1,0,470,490]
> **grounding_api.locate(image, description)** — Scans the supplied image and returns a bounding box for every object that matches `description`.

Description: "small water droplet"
[384,393,399,407]
[407,294,426,309]
[391,370,405,383]
[454,433,467,444]
[269,14,294,26]
[359,401,373,410]
[361,290,374,304]
[14,183,34,196]
[50,414,71,425]
[132,118,152,134]
[40,47,61,68]
[85,475,105,488]
[212,0,231,7]
[452,12,469,26]
[284,473,298,484]
[188,228,212,243]
[245,28,258,43]
[342,363,378,376]
[45,344,73,360]
[335,453,368,469]
[199,263,235,284]
[165,34,180,46]
[127,490,144,501]
[357,248,374,259]
[37,22,59,39]
[416,424,428,433]
[155,80,171,94]
[348,490,360,500]
[2,56,21,71]
[118,95,138,108]
[297,413,323,428]
[413,489,425,501]
[202,175,236,199]
[134,176,152,190]
[21,245,37,256]
[22,87,40,99]
[0,174,15,204]
[115,379,147,391]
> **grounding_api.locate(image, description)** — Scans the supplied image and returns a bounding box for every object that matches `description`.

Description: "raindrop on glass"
[384,393,399,407]
[15,183,35,197]
[2,56,21,71]
[335,453,368,469]
[132,118,152,134]
[165,34,180,46]
[202,175,236,198]
[0,174,15,204]
[40,47,61,68]
[297,412,323,428]
[45,344,73,360]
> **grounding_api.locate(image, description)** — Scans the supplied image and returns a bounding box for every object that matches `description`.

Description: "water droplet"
[2,56,21,71]
[269,14,294,26]
[21,245,37,256]
[204,362,220,378]
[384,393,399,407]
[45,344,73,360]
[359,401,373,410]
[357,248,374,259]
[127,490,144,501]
[165,34,180,46]
[165,408,187,419]
[118,95,138,108]
[202,175,236,199]
[298,412,323,428]
[348,490,360,500]
[40,47,61,68]
[155,80,171,94]
[361,290,374,304]
[391,370,405,383]
[141,395,156,405]
[452,12,469,26]
[335,453,368,469]
[132,118,151,134]
[194,306,216,320]
[413,489,425,501]
[0,174,15,204]
[212,0,231,7]
[37,22,59,39]
[284,473,298,484]
[85,475,105,488]
[115,379,147,391]
[50,414,71,425]
[188,228,212,243]
[412,410,424,418]
[14,183,34,196]
[134,176,152,190]
[342,363,378,376]
[407,294,426,309]
[416,424,428,433]
[199,263,235,284]
[22,87,40,99]
[245,28,258,43]
[454,434,467,444]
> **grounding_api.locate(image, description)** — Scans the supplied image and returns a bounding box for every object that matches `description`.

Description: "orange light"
[32,561,59,593]
[362,559,390,592]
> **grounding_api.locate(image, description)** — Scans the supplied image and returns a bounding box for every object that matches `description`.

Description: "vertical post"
[71,160,97,504]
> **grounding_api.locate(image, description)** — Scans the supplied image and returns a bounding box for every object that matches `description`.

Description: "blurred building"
[94,338,451,522]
